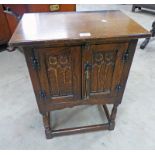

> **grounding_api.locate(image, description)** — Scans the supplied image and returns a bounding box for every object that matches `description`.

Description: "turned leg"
[109,104,119,130]
[102,105,110,121]
[102,104,119,130]
[140,20,155,49]
[42,112,52,139]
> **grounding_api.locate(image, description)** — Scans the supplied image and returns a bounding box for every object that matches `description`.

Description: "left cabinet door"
[36,46,82,104]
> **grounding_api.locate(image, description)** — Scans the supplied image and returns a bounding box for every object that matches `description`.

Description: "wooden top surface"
[9,10,150,47]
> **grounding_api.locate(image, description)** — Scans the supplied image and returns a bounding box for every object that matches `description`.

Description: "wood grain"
[36,46,81,104]
[9,10,150,47]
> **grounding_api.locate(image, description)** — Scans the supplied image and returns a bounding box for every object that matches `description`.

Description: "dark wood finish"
[0,5,10,45]
[82,43,128,99]
[43,112,52,139]
[9,11,150,139]
[102,105,110,121]
[52,123,109,137]
[37,46,81,104]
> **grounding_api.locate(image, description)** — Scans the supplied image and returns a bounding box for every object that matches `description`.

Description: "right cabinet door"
[82,43,129,99]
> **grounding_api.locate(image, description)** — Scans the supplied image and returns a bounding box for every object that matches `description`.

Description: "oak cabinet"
[9,11,150,139]
[28,43,128,110]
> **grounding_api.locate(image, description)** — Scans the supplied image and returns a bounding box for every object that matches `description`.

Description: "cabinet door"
[82,43,128,99]
[36,46,81,104]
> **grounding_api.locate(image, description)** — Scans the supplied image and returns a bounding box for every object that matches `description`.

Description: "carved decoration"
[93,52,104,65]
[93,52,114,66]
[46,49,73,96]
[91,51,116,93]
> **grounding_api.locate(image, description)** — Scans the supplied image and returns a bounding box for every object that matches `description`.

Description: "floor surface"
[0,4,155,149]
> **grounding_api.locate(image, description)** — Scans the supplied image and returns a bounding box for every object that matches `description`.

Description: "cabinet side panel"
[23,47,45,113]
[117,39,138,104]
[110,43,129,96]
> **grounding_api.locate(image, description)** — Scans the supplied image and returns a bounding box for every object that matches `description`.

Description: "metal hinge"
[122,51,129,63]
[31,50,39,70]
[84,43,90,50]
[115,84,122,92]
[39,90,47,100]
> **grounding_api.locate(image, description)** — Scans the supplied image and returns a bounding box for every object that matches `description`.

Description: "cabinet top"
[9,10,150,47]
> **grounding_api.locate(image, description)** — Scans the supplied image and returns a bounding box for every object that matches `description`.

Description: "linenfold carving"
[47,49,72,96]
[91,51,116,93]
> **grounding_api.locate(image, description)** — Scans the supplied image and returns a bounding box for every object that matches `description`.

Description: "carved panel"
[46,49,73,97]
[91,50,116,93]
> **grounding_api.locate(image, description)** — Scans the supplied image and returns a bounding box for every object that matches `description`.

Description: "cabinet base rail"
[51,123,109,138]
[42,104,118,139]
